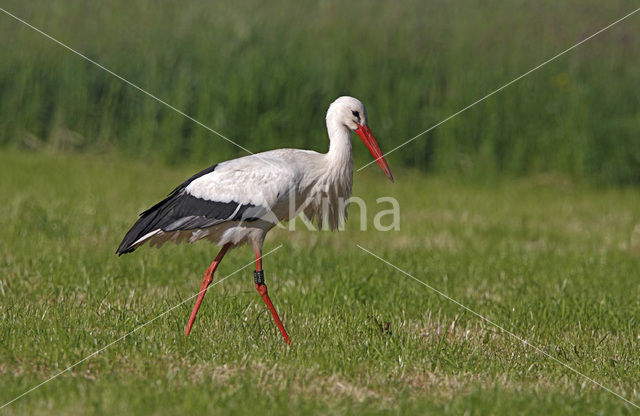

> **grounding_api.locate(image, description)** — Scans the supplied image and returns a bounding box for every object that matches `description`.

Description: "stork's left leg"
[184,243,232,336]
[254,249,291,344]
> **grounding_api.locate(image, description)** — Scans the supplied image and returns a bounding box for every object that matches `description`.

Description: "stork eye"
[351,110,360,120]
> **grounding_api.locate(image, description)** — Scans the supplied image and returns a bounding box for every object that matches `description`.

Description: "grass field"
[2,1,640,413]
[1,149,639,414]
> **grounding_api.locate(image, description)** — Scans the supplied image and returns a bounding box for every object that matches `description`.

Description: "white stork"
[116,96,393,344]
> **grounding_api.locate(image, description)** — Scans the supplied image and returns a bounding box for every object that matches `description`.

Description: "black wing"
[116,164,260,255]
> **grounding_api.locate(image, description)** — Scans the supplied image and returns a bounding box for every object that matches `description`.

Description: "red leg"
[184,243,232,336]
[254,249,291,344]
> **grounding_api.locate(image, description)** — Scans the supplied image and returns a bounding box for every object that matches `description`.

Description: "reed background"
[1,0,639,183]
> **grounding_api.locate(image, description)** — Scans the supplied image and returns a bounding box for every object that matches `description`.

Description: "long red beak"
[355,124,394,182]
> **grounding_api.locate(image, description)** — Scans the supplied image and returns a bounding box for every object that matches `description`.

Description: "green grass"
[1,149,639,414]
[1,0,640,183]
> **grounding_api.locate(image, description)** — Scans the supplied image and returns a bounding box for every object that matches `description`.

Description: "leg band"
[254,270,265,285]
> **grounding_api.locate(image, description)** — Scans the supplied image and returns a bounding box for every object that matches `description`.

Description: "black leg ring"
[254,270,265,285]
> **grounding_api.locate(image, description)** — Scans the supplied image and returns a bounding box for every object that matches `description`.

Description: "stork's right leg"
[184,243,232,336]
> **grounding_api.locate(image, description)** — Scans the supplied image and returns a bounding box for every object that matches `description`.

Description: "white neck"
[298,109,352,231]
[325,113,353,171]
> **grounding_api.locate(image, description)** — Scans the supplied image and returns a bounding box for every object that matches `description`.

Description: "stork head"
[327,96,394,182]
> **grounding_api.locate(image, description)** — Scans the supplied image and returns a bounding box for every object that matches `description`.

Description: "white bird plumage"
[117,96,391,256]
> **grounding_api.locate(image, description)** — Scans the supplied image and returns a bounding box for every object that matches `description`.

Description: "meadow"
[2,0,640,414]
[1,150,639,414]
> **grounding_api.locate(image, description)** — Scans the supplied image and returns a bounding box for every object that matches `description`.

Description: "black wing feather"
[116,164,259,255]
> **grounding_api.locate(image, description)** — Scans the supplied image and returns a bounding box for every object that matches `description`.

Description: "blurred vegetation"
[0,0,639,183]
